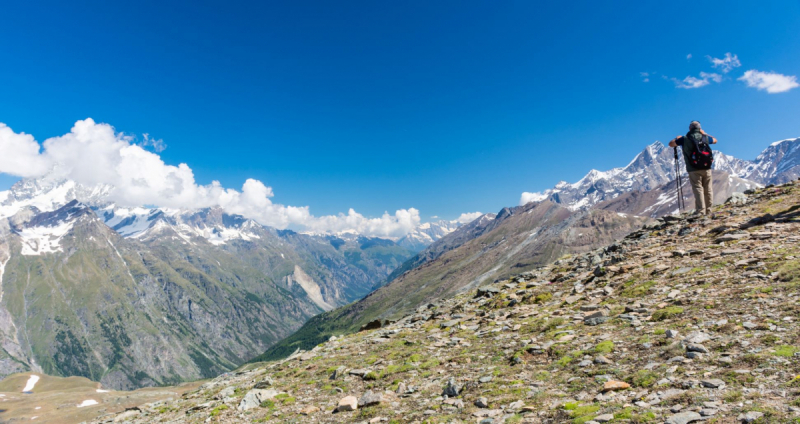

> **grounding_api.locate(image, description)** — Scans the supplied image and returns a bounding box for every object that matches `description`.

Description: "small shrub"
[615,408,633,419]
[569,404,601,424]
[652,306,684,321]
[556,355,573,367]
[632,369,659,388]
[563,401,579,410]
[774,345,799,357]
[761,334,781,344]
[724,390,743,403]
[210,404,229,416]
[420,358,439,370]
[594,340,614,354]
[620,280,656,297]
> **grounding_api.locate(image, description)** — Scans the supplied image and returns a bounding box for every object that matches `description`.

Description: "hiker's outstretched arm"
[668,136,681,148]
[699,129,718,144]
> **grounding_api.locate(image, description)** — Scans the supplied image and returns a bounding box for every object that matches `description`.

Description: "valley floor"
[0,373,201,423]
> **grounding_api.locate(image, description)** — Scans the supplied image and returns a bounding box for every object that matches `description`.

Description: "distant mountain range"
[520,138,800,211]
[256,137,796,360]
[0,180,413,389]
[397,220,462,252]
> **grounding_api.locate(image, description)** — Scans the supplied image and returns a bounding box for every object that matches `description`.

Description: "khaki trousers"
[688,169,713,215]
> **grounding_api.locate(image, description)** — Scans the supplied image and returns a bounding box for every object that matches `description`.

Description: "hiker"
[669,121,717,215]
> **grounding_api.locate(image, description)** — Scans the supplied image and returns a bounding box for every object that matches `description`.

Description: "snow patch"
[770,138,793,147]
[18,220,74,256]
[22,375,39,392]
[0,254,9,302]
[77,399,98,408]
[96,389,109,393]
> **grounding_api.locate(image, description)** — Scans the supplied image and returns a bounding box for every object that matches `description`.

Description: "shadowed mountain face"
[0,191,412,390]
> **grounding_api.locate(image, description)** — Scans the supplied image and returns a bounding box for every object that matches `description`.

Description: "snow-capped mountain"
[397,220,462,252]
[96,204,264,246]
[521,141,679,210]
[522,137,800,210]
[0,183,413,389]
[742,137,800,184]
[1,177,283,248]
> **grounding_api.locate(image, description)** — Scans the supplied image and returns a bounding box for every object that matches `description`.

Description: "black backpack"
[685,133,713,170]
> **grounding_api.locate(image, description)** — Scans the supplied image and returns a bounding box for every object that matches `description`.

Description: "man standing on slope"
[669,121,718,216]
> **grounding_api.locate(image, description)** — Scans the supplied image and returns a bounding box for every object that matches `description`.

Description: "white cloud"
[707,53,741,73]
[640,72,650,83]
[0,119,421,238]
[686,54,692,60]
[140,133,166,152]
[738,70,799,94]
[455,212,482,224]
[0,124,51,177]
[519,191,548,205]
[673,72,722,89]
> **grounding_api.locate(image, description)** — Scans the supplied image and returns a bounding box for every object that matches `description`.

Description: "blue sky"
[1,1,798,224]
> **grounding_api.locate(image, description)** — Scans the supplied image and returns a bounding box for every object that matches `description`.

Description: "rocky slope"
[60,177,800,424]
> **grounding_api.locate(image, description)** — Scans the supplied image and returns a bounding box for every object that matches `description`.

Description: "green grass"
[408,353,423,363]
[631,370,659,388]
[420,358,439,370]
[567,404,601,424]
[556,355,574,367]
[594,341,614,354]
[620,280,656,297]
[209,404,229,416]
[652,306,684,321]
[774,345,799,357]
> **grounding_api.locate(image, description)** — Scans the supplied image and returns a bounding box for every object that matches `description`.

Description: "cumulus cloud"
[707,53,741,73]
[673,72,722,89]
[0,119,420,238]
[519,191,548,205]
[0,124,51,177]
[455,212,483,224]
[738,70,799,94]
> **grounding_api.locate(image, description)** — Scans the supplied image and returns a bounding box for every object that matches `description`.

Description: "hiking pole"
[673,147,684,213]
